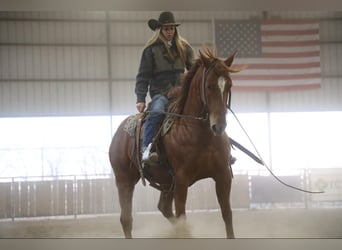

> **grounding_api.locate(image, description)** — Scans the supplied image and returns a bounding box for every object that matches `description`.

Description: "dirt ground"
[0,209,342,238]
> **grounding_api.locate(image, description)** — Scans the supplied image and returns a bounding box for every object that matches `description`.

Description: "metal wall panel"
[269,11,342,19]
[0,12,110,116]
[110,46,140,79]
[320,20,342,43]
[0,11,106,20]
[1,11,342,117]
[269,78,342,112]
[230,91,269,113]
[0,46,108,80]
[110,21,152,45]
[177,22,213,46]
[0,81,110,116]
[90,11,342,114]
[111,80,136,115]
[321,44,342,77]
[0,21,107,44]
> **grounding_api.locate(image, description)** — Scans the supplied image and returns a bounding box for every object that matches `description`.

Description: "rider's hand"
[136,102,146,113]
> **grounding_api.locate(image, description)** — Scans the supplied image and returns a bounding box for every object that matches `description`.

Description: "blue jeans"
[142,94,168,149]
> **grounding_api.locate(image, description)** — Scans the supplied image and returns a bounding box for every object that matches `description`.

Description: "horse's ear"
[224,50,246,73]
[224,50,238,67]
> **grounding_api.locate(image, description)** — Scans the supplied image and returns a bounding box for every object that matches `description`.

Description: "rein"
[146,58,322,194]
[145,110,208,121]
[228,107,324,194]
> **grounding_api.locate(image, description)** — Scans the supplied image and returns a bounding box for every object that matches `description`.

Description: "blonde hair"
[145,27,192,65]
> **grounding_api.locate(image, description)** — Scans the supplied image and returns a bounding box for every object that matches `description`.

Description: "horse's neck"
[179,79,211,137]
[182,102,204,118]
[182,77,205,117]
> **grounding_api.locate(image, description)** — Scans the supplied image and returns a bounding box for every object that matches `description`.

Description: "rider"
[135,11,194,162]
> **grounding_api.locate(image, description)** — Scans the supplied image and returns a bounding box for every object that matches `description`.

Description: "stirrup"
[141,143,159,162]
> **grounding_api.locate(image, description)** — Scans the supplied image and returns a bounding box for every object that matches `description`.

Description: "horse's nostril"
[212,123,226,135]
[212,124,217,132]
[212,124,221,135]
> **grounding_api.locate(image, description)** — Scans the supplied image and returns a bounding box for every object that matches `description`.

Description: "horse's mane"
[169,59,201,114]
[170,48,218,114]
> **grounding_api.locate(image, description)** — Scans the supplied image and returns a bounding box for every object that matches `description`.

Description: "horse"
[109,49,241,238]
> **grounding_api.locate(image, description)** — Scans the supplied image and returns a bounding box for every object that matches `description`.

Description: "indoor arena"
[0,6,342,241]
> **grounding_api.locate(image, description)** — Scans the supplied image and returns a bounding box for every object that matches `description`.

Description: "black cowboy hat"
[148,11,180,31]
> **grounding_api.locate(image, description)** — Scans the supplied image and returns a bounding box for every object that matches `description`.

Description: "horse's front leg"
[173,177,192,237]
[214,168,235,238]
[174,180,187,217]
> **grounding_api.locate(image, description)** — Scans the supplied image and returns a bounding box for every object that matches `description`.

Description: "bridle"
[200,60,232,114]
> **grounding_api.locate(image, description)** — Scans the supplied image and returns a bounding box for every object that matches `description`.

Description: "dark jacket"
[135,40,194,103]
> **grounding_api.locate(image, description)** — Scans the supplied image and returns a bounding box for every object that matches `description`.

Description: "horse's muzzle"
[211,123,226,136]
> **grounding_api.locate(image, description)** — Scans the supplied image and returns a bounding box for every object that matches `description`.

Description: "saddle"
[123,96,178,191]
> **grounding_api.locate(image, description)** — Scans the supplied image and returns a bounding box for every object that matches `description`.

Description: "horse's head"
[198,49,241,136]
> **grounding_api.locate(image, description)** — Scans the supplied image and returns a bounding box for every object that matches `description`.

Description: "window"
[0,112,341,179]
[0,116,124,179]
[228,111,342,174]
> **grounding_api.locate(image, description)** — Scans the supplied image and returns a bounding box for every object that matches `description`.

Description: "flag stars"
[215,20,262,58]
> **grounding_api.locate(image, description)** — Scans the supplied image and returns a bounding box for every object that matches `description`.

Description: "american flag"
[214,19,321,91]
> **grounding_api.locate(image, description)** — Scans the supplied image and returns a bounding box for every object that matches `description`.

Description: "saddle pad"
[123,113,174,137]
[123,114,139,136]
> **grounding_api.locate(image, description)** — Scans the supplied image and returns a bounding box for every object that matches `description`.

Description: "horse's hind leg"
[214,170,235,238]
[158,190,175,223]
[117,182,135,238]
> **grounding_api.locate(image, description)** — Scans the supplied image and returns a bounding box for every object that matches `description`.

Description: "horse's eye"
[207,83,215,90]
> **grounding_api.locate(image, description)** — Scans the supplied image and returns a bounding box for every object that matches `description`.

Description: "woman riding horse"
[135,11,194,162]
[109,47,241,238]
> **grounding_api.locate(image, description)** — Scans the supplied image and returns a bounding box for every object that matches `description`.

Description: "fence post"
[73,175,77,219]
[303,168,309,209]
[11,177,15,222]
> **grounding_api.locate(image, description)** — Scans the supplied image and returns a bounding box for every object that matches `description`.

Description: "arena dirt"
[0,209,341,238]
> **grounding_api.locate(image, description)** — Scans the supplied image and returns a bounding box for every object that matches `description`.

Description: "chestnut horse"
[109,49,240,238]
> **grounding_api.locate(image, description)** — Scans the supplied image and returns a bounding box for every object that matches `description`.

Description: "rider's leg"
[142,94,168,161]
